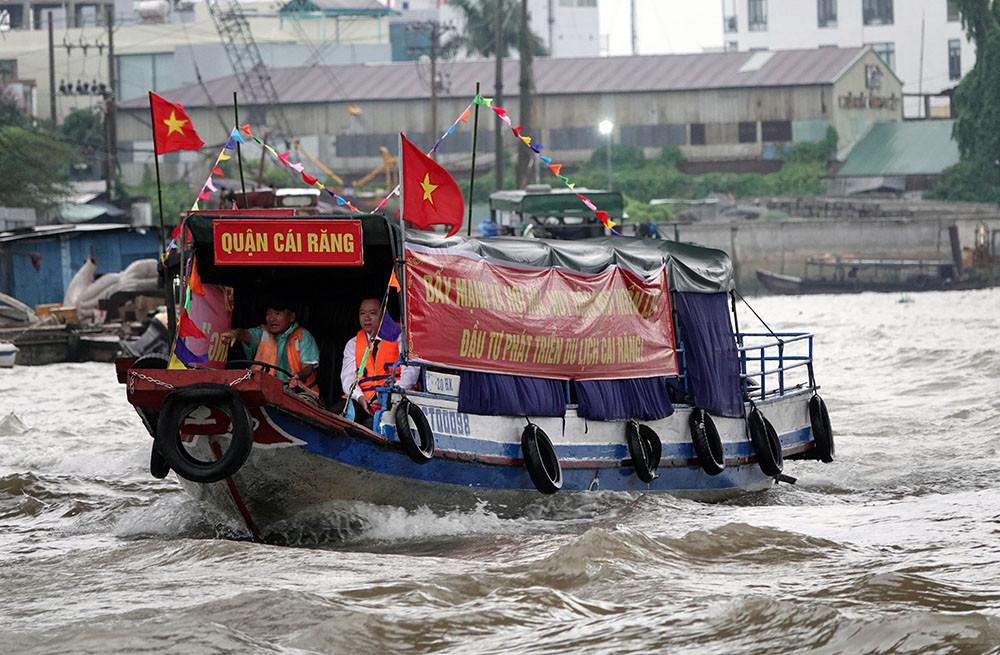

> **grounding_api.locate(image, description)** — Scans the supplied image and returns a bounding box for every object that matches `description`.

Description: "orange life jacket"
[354,330,401,400]
[254,325,317,389]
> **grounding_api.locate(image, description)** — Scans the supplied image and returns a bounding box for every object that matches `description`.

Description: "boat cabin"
[486,185,624,240]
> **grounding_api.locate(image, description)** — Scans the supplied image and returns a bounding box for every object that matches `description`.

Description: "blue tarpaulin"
[574,377,674,421]
[458,371,566,417]
[673,292,744,418]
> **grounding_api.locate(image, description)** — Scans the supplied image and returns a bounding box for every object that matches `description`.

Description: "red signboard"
[405,246,677,380]
[212,219,363,266]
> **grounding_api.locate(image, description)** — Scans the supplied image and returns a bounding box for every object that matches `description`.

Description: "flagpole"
[233,91,247,209]
[467,82,480,237]
[397,132,408,359]
[148,91,177,336]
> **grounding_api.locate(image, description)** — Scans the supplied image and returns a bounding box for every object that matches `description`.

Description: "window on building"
[738,122,757,143]
[748,0,767,31]
[817,0,837,27]
[690,123,706,145]
[724,0,738,32]
[949,39,961,79]
[761,121,792,142]
[867,41,895,70]
[726,41,739,52]
[863,0,893,26]
[577,0,597,6]
[947,0,960,22]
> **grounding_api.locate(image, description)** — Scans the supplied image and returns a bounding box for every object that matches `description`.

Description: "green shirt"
[242,322,320,384]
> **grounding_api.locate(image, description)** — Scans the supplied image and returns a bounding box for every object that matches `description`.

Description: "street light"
[598,119,614,191]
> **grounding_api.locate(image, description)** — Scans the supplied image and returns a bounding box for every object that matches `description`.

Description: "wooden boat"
[117,211,834,536]
[757,257,996,295]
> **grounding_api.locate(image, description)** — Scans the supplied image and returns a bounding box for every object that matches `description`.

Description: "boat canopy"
[182,212,733,294]
[405,231,734,294]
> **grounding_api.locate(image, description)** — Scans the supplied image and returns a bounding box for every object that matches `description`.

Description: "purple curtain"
[574,377,674,421]
[458,371,566,417]
[673,292,745,418]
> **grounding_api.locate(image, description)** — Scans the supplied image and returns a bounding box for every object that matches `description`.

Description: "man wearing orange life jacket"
[221,300,319,391]
[339,298,418,420]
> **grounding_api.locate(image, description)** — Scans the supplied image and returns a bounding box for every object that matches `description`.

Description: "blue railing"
[737,332,814,398]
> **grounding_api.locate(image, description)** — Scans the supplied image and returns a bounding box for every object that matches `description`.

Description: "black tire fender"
[150,444,170,479]
[689,408,726,476]
[747,407,784,476]
[521,423,562,494]
[154,383,254,484]
[394,399,434,464]
[626,419,661,483]
[809,395,835,463]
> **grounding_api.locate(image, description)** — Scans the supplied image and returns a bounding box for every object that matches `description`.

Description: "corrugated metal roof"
[837,120,959,177]
[121,47,868,110]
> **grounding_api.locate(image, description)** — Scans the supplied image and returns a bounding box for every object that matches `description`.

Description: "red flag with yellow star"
[399,133,464,237]
[149,92,204,155]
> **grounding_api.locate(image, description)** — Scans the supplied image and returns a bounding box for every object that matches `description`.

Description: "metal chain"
[229,370,254,387]
[127,369,252,394]
[128,371,175,395]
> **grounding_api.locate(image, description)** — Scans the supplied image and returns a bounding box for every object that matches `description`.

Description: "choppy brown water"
[2,288,1000,654]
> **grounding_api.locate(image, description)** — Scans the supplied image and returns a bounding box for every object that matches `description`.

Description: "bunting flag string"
[375,102,473,210]
[472,93,619,233]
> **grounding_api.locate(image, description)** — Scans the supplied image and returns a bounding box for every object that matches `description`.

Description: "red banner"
[212,219,363,266]
[405,246,677,380]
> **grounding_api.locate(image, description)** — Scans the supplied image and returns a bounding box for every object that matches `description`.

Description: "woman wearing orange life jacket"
[339,298,419,421]
[222,300,319,390]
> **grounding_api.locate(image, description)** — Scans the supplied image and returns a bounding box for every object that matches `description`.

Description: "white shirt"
[340,334,420,401]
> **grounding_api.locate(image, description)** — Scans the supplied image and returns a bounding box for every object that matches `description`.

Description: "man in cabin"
[221,299,319,391]
[337,297,419,424]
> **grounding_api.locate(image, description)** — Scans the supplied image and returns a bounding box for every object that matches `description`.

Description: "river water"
[2,288,999,654]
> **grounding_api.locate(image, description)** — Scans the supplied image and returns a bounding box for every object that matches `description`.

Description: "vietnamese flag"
[149,92,204,155]
[399,133,464,237]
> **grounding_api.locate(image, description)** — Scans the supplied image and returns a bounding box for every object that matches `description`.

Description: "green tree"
[441,0,547,59]
[932,0,1000,201]
[60,107,105,159]
[0,125,76,211]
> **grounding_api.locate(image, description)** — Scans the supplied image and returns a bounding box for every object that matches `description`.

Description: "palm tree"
[441,0,547,60]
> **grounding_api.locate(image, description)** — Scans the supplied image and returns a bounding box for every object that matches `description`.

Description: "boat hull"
[756,268,997,295]
[126,365,816,525]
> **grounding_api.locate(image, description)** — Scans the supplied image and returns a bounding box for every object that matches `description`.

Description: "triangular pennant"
[289,163,304,173]
[265,145,278,156]
[520,135,531,146]
[388,269,401,291]
[500,114,512,126]
[540,156,552,164]
[212,166,224,177]
[178,309,207,339]
[173,336,208,365]
[205,177,217,192]
[493,107,507,118]
[459,106,471,123]
[567,182,576,190]
[549,164,562,176]
[189,256,205,296]
[278,152,291,165]
[167,351,187,370]
[446,125,455,135]
[302,172,318,185]
[229,128,245,144]
[191,201,200,211]
[336,196,347,205]
[218,153,231,161]
[513,126,524,137]
[558,175,569,183]
[240,124,252,136]
[198,190,211,200]
[531,144,543,153]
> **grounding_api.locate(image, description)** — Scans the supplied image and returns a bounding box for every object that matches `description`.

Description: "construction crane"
[354,147,398,191]
[205,0,343,186]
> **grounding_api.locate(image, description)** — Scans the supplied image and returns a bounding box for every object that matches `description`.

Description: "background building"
[722,0,972,117]
[116,46,901,184]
